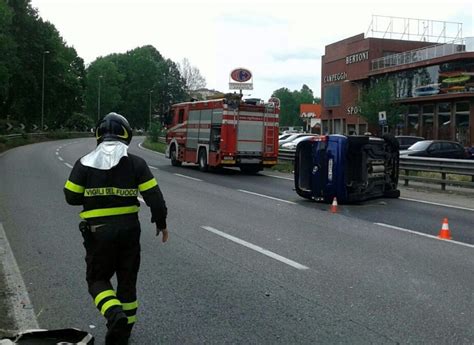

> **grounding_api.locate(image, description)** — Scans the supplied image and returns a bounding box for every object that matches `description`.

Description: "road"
[0,137,473,344]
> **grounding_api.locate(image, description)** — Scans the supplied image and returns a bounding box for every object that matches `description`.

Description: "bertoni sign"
[346,51,369,64]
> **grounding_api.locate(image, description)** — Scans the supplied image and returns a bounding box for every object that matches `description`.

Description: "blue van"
[294,135,400,203]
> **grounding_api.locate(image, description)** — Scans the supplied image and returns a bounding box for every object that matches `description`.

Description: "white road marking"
[375,223,474,248]
[201,226,309,270]
[174,173,202,182]
[264,174,294,181]
[400,197,474,212]
[55,151,59,155]
[64,163,73,169]
[149,165,158,170]
[0,223,39,329]
[138,142,165,156]
[237,189,296,205]
[58,157,64,161]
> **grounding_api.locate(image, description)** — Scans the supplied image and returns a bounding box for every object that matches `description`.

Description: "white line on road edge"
[0,223,39,330]
[138,142,165,156]
[174,173,203,182]
[400,197,474,212]
[64,163,73,169]
[201,226,309,270]
[375,223,474,248]
[149,165,158,170]
[58,157,64,161]
[237,189,296,205]
[263,174,294,181]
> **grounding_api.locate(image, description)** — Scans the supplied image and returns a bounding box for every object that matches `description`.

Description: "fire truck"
[165,95,279,173]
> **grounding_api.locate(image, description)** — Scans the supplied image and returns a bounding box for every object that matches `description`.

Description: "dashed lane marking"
[237,189,296,205]
[64,163,73,169]
[375,222,474,248]
[399,197,474,212]
[58,157,64,161]
[201,225,309,270]
[149,165,158,170]
[174,173,203,182]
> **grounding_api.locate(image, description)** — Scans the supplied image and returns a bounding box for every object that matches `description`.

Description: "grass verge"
[142,138,166,153]
[270,161,294,174]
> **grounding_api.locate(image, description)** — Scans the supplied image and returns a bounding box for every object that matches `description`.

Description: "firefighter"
[64,112,168,345]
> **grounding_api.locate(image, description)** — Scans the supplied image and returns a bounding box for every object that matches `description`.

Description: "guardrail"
[277,148,474,190]
[399,156,474,190]
[1,132,93,141]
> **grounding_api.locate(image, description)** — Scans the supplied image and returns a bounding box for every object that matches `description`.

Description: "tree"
[178,58,206,92]
[272,84,319,127]
[357,77,406,129]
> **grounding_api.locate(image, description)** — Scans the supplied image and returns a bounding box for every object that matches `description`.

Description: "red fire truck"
[165,95,279,173]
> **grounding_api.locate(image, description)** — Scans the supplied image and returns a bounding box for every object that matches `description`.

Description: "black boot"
[105,307,128,345]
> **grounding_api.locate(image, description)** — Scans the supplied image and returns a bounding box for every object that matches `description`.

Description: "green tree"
[357,78,406,128]
[272,84,318,127]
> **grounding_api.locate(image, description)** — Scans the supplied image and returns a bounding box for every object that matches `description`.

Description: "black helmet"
[95,112,133,145]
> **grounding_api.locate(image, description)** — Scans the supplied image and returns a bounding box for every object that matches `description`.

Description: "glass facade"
[455,102,470,146]
[437,103,451,140]
[388,60,474,99]
[323,85,341,107]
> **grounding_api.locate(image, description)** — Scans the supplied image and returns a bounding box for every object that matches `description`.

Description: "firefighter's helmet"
[95,112,133,145]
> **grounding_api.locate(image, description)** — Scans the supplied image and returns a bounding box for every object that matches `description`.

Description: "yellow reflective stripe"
[94,290,116,307]
[138,178,157,192]
[80,206,139,219]
[127,315,137,324]
[122,301,138,311]
[101,299,122,315]
[65,180,85,194]
[84,187,138,197]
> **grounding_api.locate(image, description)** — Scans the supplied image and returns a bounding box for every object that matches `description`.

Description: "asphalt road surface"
[0,137,473,344]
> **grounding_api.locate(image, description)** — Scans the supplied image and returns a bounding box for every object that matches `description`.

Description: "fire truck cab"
[165,95,279,173]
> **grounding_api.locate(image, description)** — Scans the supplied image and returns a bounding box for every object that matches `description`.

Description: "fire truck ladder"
[264,107,275,153]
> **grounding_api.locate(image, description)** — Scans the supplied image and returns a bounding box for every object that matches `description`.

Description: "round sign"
[230,68,252,82]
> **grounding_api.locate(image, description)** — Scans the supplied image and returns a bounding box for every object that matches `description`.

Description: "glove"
[156,226,169,243]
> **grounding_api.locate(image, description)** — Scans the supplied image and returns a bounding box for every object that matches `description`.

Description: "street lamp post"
[97,75,103,120]
[149,90,153,130]
[41,50,50,131]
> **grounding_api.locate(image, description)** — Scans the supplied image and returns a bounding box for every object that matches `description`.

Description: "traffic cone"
[438,218,452,240]
[330,197,338,213]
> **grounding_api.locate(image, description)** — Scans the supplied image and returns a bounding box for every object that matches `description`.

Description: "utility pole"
[149,90,153,130]
[97,75,103,120]
[41,51,50,131]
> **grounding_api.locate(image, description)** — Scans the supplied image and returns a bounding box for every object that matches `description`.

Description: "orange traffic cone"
[330,197,338,213]
[438,218,452,240]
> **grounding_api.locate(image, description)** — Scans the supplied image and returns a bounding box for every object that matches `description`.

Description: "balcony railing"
[371,37,474,71]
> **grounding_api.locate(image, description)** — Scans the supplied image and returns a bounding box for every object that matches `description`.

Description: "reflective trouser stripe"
[94,290,116,307]
[122,301,138,310]
[127,315,137,324]
[101,299,122,315]
[80,206,139,219]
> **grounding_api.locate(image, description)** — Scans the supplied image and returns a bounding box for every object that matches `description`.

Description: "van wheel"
[170,145,181,166]
[384,189,400,198]
[198,149,208,172]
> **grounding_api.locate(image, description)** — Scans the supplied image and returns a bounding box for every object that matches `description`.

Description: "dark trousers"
[82,218,141,328]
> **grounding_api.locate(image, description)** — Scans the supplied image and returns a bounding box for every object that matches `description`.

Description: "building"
[320,16,474,146]
[300,104,322,133]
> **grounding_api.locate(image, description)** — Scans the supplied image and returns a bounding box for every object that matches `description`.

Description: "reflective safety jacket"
[64,153,167,229]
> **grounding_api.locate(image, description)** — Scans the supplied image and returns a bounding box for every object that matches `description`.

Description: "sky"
[30,0,473,100]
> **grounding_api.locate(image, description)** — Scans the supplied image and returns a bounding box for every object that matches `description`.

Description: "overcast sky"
[31,0,473,99]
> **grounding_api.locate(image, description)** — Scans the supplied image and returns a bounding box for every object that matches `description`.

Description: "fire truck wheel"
[198,148,208,172]
[170,145,182,167]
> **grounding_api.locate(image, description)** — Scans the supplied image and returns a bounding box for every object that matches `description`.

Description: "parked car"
[395,135,425,149]
[278,133,293,141]
[294,135,400,203]
[399,140,467,159]
[281,135,318,150]
[279,133,311,146]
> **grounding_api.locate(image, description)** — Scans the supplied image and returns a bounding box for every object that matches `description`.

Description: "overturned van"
[294,135,400,203]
